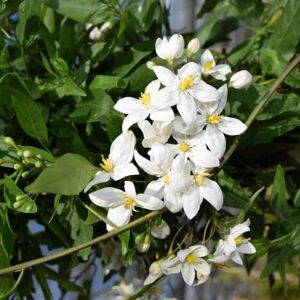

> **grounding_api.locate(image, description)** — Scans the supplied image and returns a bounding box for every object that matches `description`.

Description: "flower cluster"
[85,34,255,287]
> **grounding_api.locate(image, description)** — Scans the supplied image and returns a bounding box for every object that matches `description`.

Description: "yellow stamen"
[213,263,225,269]
[100,155,113,172]
[194,172,210,186]
[163,174,170,185]
[234,236,245,245]
[179,141,190,152]
[124,197,136,209]
[186,253,198,264]
[139,92,151,106]
[180,76,194,91]
[207,114,221,125]
[203,60,214,72]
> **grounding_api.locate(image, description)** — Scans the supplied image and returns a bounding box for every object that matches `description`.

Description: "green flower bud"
[13,201,23,209]
[17,150,23,157]
[21,171,29,178]
[26,203,34,212]
[14,163,22,170]
[23,150,31,158]
[135,232,151,253]
[35,161,42,168]
[4,137,16,147]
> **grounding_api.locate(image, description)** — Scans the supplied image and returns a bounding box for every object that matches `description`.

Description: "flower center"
[234,236,245,245]
[180,76,194,91]
[162,174,170,185]
[100,155,113,172]
[179,141,190,152]
[194,172,210,186]
[124,197,136,209]
[186,253,198,264]
[139,92,151,106]
[207,114,221,125]
[203,60,214,72]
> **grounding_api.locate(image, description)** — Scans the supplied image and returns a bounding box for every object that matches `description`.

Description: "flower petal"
[217,117,247,136]
[199,178,223,210]
[194,259,211,276]
[190,81,220,102]
[124,181,136,198]
[182,185,202,219]
[177,93,197,125]
[153,66,179,87]
[84,171,110,193]
[134,150,161,175]
[211,64,231,81]
[177,249,192,262]
[230,251,243,265]
[136,194,165,210]
[110,131,136,165]
[145,79,160,94]
[230,219,251,238]
[151,88,178,109]
[215,84,228,115]
[111,162,139,181]
[155,37,168,59]
[161,257,181,274]
[122,112,148,132]
[150,108,175,122]
[114,97,145,114]
[190,245,209,258]
[205,125,226,159]
[107,205,132,227]
[181,263,195,286]
[189,145,219,168]
[178,62,201,79]
[89,187,125,208]
[164,187,183,213]
[145,179,164,199]
[169,34,184,59]
[151,220,170,239]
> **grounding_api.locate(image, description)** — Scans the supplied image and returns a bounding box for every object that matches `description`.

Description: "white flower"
[187,38,201,56]
[89,181,165,231]
[151,219,170,239]
[197,84,246,158]
[138,120,172,148]
[152,62,220,125]
[229,70,252,89]
[134,143,191,212]
[200,49,231,81]
[155,34,184,63]
[84,131,138,192]
[161,246,211,286]
[182,168,223,219]
[114,80,174,132]
[171,135,219,169]
[144,259,164,285]
[215,219,256,265]
[89,26,102,41]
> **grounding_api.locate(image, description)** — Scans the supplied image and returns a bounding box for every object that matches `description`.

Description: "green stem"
[0,209,165,276]
[0,269,25,299]
[216,53,300,173]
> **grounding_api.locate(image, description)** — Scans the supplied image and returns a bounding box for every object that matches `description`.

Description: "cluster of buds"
[85,34,255,288]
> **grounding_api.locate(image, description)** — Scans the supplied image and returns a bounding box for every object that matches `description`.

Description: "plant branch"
[216,53,300,172]
[0,209,166,276]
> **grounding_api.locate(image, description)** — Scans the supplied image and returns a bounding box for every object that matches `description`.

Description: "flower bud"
[23,150,31,158]
[15,195,26,201]
[146,61,156,70]
[187,38,200,56]
[229,70,252,89]
[4,137,16,147]
[21,171,29,178]
[13,201,23,209]
[26,203,34,212]
[14,163,22,170]
[0,159,3,165]
[35,161,42,168]
[17,150,23,157]
[135,232,151,253]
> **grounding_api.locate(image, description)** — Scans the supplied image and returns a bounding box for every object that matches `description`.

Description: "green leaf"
[42,0,113,24]
[270,165,289,214]
[75,222,93,260]
[56,77,86,98]
[293,188,300,208]
[12,94,48,143]
[106,111,123,142]
[26,153,97,195]
[4,175,38,213]
[90,75,126,90]
[120,230,130,256]
[69,89,114,124]
[16,0,41,44]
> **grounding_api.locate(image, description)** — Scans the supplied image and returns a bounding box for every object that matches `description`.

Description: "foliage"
[0,0,300,298]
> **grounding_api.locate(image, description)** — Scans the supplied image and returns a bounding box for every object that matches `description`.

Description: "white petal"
[153,66,179,87]
[178,62,201,79]
[238,242,256,254]
[111,163,139,181]
[122,112,148,132]
[215,84,228,115]
[161,257,181,274]
[217,117,247,136]
[151,88,178,109]
[190,81,220,103]
[145,179,164,198]
[107,205,132,227]
[211,64,231,81]
[169,34,184,59]
[114,97,145,114]
[138,120,156,139]
[150,143,175,170]
[177,93,197,125]
[230,251,243,265]
[177,249,192,262]
[189,145,219,168]
[136,194,165,210]
[182,185,202,219]
[205,125,226,159]
[201,49,215,68]
[155,37,168,59]
[134,150,161,175]
[151,220,170,239]
[230,220,250,238]
[110,131,136,165]
[199,178,223,210]
[190,245,209,258]
[194,259,211,276]
[164,187,183,213]
[89,187,125,208]
[144,272,161,285]
[84,171,110,192]
[181,263,195,286]
[145,79,160,94]
[150,108,175,122]
[124,181,136,198]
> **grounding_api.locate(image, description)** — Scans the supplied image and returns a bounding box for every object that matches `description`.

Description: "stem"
[0,269,25,299]
[0,209,165,276]
[216,53,300,172]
